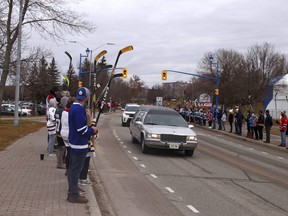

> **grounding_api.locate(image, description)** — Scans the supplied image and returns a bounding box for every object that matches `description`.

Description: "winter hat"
[49,97,57,108]
[76,87,90,101]
[60,96,69,108]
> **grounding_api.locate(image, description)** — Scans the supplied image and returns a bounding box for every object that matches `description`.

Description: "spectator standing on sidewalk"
[253,112,259,140]
[46,98,57,155]
[55,96,69,169]
[67,87,98,203]
[61,97,76,175]
[221,110,227,131]
[217,109,223,130]
[228,110,234,133]
[257,110,265,141]
[264,109,273,143]
[79,109,96,185]
[208,110,213,128]
[276,111,288,147]
[248,112,256,139]
[235,109,244,135]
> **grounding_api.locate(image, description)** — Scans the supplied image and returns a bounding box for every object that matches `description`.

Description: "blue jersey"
[68,102,95,153]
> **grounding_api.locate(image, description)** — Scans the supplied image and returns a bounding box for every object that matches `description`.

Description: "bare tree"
[0,0,95,111]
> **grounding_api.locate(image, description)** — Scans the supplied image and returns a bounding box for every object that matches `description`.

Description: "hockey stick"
[64,51,73,87]
[95,73,123,125]
[95,45,133,106]
[94,45,133,125]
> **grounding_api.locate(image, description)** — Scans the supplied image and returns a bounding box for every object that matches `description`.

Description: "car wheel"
[122,120,125,126]
[184,150,194,157]
[141,137,149,154]
[131,136,138,144]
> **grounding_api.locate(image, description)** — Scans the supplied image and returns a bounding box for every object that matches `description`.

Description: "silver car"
[129,105,197,156]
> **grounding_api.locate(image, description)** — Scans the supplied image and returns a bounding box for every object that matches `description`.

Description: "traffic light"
[122,68,128,78]
[78,81,82,87]
[214,88,219,95]
[162,70,167,80]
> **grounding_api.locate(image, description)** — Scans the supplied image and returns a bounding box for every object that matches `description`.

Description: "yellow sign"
[214,89,219,95]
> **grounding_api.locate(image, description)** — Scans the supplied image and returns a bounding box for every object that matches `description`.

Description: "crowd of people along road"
[175,105,288,149]
[46,86,98,204]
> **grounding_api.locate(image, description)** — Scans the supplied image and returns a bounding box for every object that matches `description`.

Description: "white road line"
[249,148,254,150]
[187,205,200,213]
[123,146,127,148]
[127,151,131,154]
[150,174,158,179]
[133,156,138,161]
[262,151,268,155]
[120,141,123,144]
[278,156,284,160]
[140,164,146,168]
[165,187,175,193]
[117,138,121,141]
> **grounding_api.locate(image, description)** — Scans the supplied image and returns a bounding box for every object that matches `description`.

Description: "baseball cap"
[76,87,90,101]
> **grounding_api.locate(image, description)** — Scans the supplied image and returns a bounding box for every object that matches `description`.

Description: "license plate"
[169,144,179,149]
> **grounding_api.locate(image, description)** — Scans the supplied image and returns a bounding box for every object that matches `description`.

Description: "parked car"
[1,104,15,116]
[37,104,47,115]
[1,104,30,116]
[20,106,32,116]
[121,103,140,126]
[129,105,197,156]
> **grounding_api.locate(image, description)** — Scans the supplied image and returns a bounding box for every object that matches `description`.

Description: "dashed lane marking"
[127,151,131,154]
[133,156,138,161]
[150,174,158,179]
[165,187,175,193]
[187,205,200,213]
[262,151,268,155]
[140,164,146,168]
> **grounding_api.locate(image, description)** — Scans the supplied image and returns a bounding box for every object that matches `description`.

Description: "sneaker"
[67,194,88,203]
[79,179,92,185]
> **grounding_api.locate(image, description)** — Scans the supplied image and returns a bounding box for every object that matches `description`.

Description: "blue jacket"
[68,102,95,153]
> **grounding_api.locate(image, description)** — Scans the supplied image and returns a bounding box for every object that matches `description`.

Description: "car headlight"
[146,133,160,139]
[187,136,197,141]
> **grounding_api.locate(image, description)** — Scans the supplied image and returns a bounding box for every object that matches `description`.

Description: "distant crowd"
[174,105,288,148]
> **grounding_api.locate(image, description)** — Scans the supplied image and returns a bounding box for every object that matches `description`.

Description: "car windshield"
[125,106,139,112]
[144,113,188,127]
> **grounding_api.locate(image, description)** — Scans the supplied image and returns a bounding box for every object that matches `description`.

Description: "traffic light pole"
[164,68,220,108]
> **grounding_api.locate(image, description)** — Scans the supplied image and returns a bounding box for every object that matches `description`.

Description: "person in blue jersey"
[67,87,98,203]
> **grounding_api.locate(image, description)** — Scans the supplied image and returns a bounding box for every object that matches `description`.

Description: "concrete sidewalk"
[0,127,101,216]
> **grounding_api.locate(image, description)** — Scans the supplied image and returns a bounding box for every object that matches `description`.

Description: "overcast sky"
[31,0,288,87]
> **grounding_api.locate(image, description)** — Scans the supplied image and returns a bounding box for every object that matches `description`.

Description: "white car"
[122,103,140,126]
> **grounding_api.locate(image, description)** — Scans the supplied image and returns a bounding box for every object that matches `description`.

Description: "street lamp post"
[69,41,114,86]
[209,54,220,110]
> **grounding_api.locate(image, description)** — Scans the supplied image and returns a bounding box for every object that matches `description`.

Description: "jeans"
[68,149,88,196]
[280,131,286,145]
[48,134,56,154]
[265,126,271,142]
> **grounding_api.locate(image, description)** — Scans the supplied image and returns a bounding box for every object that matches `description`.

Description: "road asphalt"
[0,116,286,216]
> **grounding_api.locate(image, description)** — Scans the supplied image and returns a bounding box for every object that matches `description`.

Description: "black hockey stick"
[95,73,123,125]
[64,51,73,87]
[94,45,133,107]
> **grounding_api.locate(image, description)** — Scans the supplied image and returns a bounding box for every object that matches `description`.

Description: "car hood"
[144,125,196,136]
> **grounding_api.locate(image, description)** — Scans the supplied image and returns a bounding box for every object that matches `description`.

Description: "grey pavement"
[0,126,101,216]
